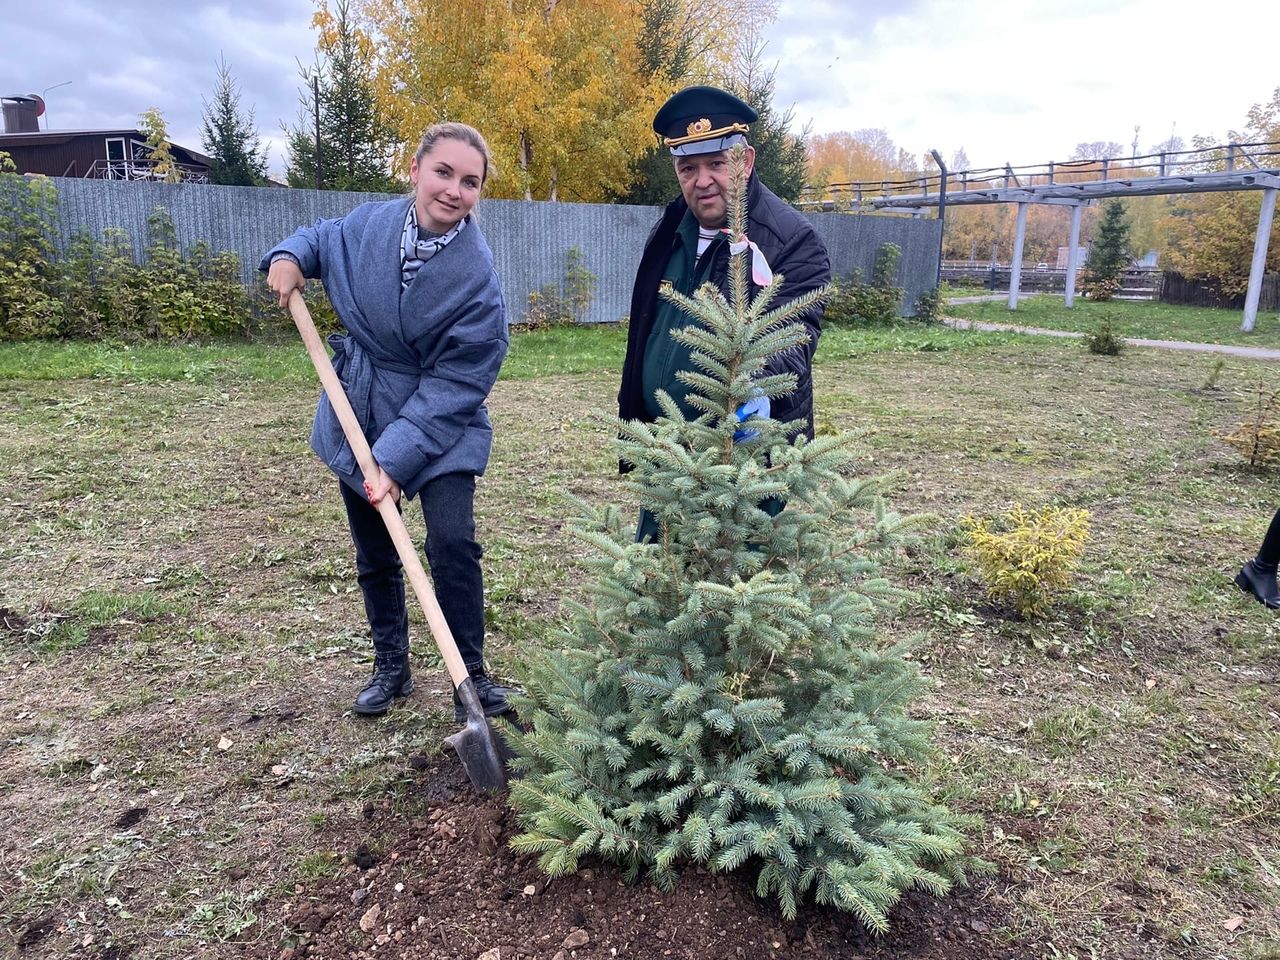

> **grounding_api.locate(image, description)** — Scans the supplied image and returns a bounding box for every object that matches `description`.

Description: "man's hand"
[364,468,401,506]
[733,393,770,443]
[267,257,305,309]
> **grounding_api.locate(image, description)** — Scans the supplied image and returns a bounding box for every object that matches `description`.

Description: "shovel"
[287,290,508,793]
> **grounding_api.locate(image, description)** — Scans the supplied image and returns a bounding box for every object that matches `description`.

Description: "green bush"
[1084,317,1124,355]
[42,207,250,342]
[519,245,597,330]
[1081,273,1122,302]
[824,242,904,326]
[914,286,944,324]
[0,162,252,343]
[0,153,63,339]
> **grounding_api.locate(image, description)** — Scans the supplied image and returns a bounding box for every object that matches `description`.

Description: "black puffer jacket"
[618,173,830,447]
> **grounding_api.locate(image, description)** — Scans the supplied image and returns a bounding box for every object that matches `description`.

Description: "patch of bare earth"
[1,342,1278,959]
[261,756,1018,960]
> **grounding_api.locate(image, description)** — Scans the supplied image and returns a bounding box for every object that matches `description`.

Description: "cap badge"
[687,118,712,137]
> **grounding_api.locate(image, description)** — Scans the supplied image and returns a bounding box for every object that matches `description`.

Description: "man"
[618,85,830,465]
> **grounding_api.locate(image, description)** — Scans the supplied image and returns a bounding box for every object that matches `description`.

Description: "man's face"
[674,146,756,228]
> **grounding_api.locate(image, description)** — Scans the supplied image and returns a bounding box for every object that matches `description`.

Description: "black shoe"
[453,671,519,723]
[353,658,414,715]
[1234,560,1280,610]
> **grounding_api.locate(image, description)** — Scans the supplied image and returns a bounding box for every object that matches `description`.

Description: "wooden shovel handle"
[288,290,471,690]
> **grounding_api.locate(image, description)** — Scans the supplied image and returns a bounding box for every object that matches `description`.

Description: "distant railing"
[803,139,1280,207]
[85,159,209,184]
[943,263,1162,299]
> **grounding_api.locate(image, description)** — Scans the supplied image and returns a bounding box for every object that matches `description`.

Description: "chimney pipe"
[2,95,43,134]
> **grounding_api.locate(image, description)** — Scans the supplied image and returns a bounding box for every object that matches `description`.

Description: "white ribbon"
[723,231,774,287]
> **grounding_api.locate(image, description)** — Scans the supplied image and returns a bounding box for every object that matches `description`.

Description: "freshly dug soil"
[265,755,1020,960]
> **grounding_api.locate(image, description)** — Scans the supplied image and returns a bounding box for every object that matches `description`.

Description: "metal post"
[1242,187,1278,332]
[930,149,948,289]
[1064,204,1083,308]
[1008,202,1028,310]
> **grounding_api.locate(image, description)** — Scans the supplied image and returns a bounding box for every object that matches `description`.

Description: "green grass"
[4,318,1280,957]
[946,296,1280,347]
[0,321,1027,384]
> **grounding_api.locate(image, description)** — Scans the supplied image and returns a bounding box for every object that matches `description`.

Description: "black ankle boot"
[1235,560,1280,610]
[353,657,414,715]
[453,670,519,723]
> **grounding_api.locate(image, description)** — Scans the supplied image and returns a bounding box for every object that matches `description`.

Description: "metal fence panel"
[47,178,941,323]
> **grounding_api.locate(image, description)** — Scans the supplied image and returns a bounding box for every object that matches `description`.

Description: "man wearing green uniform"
[617,85,831,540]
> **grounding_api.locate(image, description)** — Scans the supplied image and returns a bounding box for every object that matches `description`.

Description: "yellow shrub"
[1219,382,1280,467]
[961,505,1090,618]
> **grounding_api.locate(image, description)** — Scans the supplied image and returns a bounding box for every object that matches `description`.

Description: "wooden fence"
[1160,271,1280,311]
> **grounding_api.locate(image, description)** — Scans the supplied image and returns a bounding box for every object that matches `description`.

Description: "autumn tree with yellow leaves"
[1159,90,1280,296]
[353,0,671,202]
[805,129,919,200]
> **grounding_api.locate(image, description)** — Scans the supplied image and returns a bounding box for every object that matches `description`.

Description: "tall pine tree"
[508,148,980,929]
[200,56,268,187]
[1083,200,1131,301]
[286,0,400,193]
[724,41,807,203]
[618,6,807,205]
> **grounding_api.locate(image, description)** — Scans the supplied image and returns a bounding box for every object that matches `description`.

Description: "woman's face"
[410,138,486,234]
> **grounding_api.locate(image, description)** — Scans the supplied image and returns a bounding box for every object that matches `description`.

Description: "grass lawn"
[2,325,1279,958]
[0,321,1027,383]
[946,296,1280,348]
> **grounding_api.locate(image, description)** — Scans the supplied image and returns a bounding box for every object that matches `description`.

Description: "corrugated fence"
[48,178,941,324]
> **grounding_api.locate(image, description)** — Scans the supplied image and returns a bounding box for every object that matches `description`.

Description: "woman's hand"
[364,469,401,506]
[267,258,305,308]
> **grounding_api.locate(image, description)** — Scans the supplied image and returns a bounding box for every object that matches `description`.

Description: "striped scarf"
[401,204,467,292]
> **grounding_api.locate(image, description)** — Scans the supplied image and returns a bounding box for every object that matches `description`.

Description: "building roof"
[0,127,212,165]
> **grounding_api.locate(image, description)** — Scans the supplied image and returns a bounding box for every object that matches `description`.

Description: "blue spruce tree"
[507,148,982,931]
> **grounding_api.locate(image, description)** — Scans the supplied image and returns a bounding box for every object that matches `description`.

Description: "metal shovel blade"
[442,677,510,793]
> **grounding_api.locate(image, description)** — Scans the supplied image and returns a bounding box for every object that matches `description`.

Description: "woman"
[1236,507,1280,610]
[262,122,515,719]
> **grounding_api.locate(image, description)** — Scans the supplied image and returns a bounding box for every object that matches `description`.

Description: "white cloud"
[0,0,316,174]
[4,0,1276,179]
[772,0,1280,169]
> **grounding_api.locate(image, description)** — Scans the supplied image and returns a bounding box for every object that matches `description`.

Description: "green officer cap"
[653,85,758,156]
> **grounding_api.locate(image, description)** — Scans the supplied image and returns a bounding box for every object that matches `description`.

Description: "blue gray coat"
[261,198,508,499]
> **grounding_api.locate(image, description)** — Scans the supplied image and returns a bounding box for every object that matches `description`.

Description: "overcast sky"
[3,0,1278,178]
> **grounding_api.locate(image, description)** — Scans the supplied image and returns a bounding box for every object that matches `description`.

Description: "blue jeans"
[339,473,486,672]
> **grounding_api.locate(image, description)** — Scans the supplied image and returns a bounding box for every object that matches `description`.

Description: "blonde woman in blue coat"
[263,122,515,721]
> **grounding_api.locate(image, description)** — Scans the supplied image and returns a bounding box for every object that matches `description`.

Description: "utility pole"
[313,74,323,190]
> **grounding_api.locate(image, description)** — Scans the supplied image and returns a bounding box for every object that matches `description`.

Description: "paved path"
[942,317,1280,361]
[944,294,1013,304]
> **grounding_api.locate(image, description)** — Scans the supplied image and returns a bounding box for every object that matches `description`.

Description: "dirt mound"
[264,756,1017,960]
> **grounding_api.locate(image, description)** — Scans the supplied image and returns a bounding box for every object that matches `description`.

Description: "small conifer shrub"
[1084,317,1124,355]
[961,505,1090,618]
[1080,200,1130,302]
[1220,382,1280,467]
[507,147,982,930]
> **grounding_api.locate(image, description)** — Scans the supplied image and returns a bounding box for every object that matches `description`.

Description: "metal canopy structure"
[800,140,1280,330]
